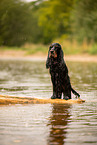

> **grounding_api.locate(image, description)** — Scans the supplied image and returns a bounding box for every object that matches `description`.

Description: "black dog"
[46,43,80,100]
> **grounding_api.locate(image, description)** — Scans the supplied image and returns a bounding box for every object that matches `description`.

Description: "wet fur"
[46,43,80,100]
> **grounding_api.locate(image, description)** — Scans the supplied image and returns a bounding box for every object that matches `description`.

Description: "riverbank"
[0,49,97,62]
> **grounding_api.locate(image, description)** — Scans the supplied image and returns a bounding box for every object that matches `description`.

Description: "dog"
[46,43,80,100]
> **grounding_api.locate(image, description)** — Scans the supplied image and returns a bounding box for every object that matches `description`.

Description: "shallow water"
[0,59,97,145]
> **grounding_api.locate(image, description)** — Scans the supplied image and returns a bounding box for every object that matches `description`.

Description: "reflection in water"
[48,104,71,145]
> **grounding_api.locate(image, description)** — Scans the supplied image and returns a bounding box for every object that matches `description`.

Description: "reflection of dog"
[46,43,80,100]
[48,104,71,144]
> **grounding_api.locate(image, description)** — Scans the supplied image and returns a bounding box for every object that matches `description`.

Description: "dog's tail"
[71,87,80,98]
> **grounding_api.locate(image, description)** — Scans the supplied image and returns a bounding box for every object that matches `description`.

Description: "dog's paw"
[75,95,80,99]
[51,95,56,99]
[63,96,69,100]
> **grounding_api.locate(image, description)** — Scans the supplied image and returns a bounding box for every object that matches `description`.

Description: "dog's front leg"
[51,72,62,99]
[51,87,62,99]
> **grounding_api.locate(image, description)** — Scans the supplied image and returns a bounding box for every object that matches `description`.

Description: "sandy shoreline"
[0,50,97,62]
[0,95,85,105]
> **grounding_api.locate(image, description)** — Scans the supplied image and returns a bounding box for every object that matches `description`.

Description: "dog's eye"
[55,46,58,49]
[49,46,53,49]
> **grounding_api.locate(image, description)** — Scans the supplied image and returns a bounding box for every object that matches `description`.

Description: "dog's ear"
[46,47,51,69]
[58,45,64,62]
[60,48,64,58]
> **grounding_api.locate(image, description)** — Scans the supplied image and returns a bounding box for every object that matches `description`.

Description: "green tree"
[72,0,97,43]
[28,1,43,43]
[38,0,74,44]
[0,0,34,46]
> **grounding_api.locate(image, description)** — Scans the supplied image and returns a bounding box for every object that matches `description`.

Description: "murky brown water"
[0,59,97,145]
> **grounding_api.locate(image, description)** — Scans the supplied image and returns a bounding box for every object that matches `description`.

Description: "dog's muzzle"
[50,50,54,55]
[49,47,57,58]
[49,50,57,58]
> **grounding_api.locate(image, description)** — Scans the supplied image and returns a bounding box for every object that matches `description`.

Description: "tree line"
[0,0,97,46]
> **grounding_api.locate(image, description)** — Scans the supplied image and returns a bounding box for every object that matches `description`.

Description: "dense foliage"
[0,0,97,46]
[72,0,97,43]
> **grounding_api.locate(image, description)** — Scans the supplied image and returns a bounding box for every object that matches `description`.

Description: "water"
[0,59,97,145]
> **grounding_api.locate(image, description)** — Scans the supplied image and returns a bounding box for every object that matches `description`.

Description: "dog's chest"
[50,63,59,72]
[50,65,62,79]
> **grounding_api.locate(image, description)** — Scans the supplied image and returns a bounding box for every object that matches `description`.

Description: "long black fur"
[46,43,80,100]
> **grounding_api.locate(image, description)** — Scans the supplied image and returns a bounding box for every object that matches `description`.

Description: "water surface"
[0,59,97,145]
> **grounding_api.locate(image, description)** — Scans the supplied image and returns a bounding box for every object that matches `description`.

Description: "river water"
[0,59,97,145]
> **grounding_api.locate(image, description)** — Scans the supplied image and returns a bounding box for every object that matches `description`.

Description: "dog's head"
[46,43,64,68]
[49,43,63,59]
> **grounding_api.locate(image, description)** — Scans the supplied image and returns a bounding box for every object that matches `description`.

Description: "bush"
[89,44,97,55]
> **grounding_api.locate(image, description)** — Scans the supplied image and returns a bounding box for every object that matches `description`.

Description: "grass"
[23,43,48,55]
[0,40,97,55]
[89,44,97,55]
[0,46,27,51]
[52,39,97,55]
[0,43,48,56]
